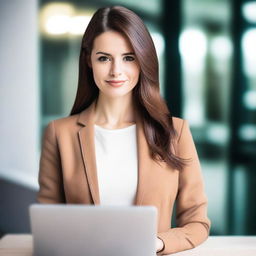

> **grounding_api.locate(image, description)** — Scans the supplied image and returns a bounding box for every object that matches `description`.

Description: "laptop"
[29,204,157,256]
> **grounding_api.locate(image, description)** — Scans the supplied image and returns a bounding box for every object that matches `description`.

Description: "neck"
[94,93,136,128]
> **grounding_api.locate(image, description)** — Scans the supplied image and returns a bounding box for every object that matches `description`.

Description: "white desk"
[0,235,256,256]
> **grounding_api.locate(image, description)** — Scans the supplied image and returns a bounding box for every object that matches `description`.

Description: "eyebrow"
[96,51,135,56]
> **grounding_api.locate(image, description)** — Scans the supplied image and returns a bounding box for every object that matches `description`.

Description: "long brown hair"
[70,5,187,171]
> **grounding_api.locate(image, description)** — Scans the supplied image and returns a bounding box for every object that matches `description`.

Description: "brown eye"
[124,56,135,61]
[98,56,110,62]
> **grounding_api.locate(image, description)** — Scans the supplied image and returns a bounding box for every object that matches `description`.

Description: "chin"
[102,90,133,99]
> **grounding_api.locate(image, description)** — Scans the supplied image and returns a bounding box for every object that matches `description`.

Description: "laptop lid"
[29,204,157,256]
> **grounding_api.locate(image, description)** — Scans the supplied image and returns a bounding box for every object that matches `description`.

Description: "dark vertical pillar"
[162,0,182,117]
[228,0,246,234]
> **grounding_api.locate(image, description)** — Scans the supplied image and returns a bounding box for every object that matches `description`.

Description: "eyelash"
[97,56,135,62]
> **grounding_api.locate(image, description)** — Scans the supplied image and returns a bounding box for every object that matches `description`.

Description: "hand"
[155,237,164,253]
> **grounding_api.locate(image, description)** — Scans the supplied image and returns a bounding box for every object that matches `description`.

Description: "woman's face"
[89,30,141,99]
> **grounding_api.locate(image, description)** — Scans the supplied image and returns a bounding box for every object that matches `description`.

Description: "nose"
[109,59,122,77]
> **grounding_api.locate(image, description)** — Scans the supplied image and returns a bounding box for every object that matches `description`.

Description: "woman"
[37,5,211,255]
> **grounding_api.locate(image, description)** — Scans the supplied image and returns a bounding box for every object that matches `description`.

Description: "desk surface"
[0,235,256,256]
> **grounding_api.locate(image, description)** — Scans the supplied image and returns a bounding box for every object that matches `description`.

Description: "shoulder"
[53,114,79,128]
[171,116,193,145]
[171,116,186,135]
[44,113,81,136]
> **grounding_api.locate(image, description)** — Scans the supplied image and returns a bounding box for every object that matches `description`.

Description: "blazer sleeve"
[157,119,211,255]
[37,120,66,203]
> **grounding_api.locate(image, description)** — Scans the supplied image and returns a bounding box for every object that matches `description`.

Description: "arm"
[157,120,211,255]
[37,120,66,203]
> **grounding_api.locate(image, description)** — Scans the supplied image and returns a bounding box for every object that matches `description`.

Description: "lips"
[107,80,126,83]
[106,80,127,87]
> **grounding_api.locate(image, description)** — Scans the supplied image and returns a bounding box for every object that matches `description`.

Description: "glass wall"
[180,0,256,235]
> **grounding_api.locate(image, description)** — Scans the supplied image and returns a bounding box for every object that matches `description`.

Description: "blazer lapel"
[77,100,155,206]
[133,113,152,205]
[77,101,100,205]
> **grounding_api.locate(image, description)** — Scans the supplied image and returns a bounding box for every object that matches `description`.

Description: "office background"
[0,0,256,237]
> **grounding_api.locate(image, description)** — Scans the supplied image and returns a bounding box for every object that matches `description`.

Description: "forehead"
[92,31,133,54]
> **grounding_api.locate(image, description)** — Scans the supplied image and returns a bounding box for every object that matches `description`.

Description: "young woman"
[37,5,211,254]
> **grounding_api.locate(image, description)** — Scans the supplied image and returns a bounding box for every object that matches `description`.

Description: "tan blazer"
[37,100,211,255]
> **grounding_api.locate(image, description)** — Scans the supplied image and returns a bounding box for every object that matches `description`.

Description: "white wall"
[0,0,40,190]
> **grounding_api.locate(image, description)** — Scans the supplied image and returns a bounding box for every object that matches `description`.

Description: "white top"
[94,124,138,206]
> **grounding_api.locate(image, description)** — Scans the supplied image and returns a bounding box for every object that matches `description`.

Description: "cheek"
[92,64,107,81]
[129,66,140,80]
